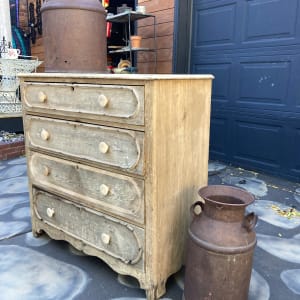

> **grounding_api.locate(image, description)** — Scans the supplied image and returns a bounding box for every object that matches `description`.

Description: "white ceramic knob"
[101,233,111,245]
[98,94,109,108]
[100,184,110,196]
[38,91,47,103]
[99,142,109,154]
[43,166,50,176]
[46,207,55,218]
[41,129,50,141]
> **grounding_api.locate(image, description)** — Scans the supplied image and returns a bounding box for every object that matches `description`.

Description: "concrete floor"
[0,156,300,300]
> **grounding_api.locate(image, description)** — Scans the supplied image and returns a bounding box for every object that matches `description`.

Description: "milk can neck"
[203,199,247,222]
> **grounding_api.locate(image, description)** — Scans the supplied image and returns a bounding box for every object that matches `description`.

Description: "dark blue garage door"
[190,0,300,181]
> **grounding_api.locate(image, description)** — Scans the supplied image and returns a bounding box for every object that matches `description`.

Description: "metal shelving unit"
[107,11,157,72]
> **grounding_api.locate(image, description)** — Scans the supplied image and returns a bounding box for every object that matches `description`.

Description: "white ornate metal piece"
[0,56,42,114]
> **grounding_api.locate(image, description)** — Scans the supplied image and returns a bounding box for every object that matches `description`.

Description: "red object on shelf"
[106,21,112,38]
[102,0,109,8]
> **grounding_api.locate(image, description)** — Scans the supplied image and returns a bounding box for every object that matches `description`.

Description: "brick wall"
[0,141,25,160]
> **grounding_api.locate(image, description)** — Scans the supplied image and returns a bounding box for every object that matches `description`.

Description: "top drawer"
[22,82,145,126]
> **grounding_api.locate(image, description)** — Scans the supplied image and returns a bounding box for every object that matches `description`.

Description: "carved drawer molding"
[25,115,144,175]
[28,152,144,223]
[34,189,144,268]
[23,82,145,125]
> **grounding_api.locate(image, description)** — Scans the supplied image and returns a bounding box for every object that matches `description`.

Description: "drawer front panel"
[26,116,144,175]
[23,82,144,126]
[34,189,144,268]
[29,152,144,223]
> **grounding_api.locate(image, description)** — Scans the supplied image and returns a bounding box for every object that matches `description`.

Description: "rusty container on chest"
[41,0,107,73]
[183,185,257,300]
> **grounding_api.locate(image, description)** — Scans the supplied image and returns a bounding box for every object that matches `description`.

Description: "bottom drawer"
[33,189,144,267]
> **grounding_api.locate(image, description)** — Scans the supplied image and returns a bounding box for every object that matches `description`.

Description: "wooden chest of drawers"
[20,73,213,299]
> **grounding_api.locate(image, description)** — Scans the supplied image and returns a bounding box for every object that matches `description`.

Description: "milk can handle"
[190,201,204,218]
[242,212,258,231]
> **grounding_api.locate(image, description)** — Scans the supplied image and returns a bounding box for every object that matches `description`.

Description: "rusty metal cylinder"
[41,0,107,73]
[184,185,257,300]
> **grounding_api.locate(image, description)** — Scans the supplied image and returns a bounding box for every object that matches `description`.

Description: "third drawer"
[28,151,145,224]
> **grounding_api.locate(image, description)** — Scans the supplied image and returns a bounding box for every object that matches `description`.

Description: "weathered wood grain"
[23,82,145,126]
[28,151,145,224]
[25,115,145,175]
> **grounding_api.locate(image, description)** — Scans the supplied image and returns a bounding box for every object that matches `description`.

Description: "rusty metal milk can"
[183,185,257,300]
[41,0,107,72]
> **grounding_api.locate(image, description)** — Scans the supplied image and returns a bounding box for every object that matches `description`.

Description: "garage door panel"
[193,0,300,52]
[233,119,283,168]
[193,1,237,48]
[244,0,298,43]
[293,66,300,110]
[288,122,300,176]
[293,128,300,173]
[236,53,300,113]
[210,111,300,179]
[210,116,230,159]
[230,114,300,179]
[194,62,232,104]
[238,60,290,107]
[297,100,300,110]
[194,54,299,113]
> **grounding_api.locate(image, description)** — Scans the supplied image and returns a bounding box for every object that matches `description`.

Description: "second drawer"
[25,116,144,175]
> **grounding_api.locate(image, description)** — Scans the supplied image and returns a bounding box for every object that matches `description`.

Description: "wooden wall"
[137,0,175,74]
[18,0,28,28]
[18,0,175,74]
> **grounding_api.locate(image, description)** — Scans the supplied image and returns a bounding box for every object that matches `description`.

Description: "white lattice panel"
[0,57,42,114]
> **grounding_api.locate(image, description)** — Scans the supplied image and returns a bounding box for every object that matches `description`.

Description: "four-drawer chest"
[20,73,213,299]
